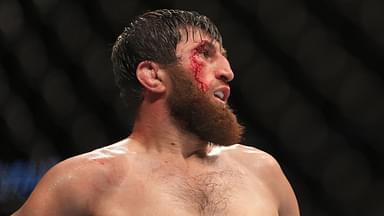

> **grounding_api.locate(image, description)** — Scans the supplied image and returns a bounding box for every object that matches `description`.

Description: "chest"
[92,168,279,216]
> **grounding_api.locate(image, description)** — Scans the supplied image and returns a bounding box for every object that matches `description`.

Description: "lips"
[214,91,225,100]
[213,86,230,103]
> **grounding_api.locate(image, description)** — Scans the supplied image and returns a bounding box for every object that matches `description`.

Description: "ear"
[136,61,166,93]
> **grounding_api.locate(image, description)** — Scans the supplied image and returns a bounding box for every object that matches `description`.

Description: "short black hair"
[111,9,223,113]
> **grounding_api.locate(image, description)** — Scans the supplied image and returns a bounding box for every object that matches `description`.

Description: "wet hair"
[111,9,223,113]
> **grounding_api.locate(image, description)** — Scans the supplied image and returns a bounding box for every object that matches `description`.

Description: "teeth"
[214,91,224,100]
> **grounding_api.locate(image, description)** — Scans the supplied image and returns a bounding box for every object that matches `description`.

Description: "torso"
[84,142,278,216]
[83,142,279,216]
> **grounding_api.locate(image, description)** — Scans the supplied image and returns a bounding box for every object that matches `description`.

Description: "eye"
[198,46,213,59]
[193,42,216,60]
[202,48,210,58]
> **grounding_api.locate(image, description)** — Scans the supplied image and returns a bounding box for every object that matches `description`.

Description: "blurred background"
[0,0,383,215]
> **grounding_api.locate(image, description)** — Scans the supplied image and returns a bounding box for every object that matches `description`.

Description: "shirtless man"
[13,9,299,215]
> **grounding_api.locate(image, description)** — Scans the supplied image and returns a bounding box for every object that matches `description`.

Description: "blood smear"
[190,51,208,92]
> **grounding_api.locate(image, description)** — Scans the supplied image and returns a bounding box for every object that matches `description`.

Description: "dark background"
[1,0,383,215]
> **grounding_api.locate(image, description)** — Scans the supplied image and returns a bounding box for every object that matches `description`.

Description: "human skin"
[12,30,300,216]
[180,35,232,98]
[189,40,219,92]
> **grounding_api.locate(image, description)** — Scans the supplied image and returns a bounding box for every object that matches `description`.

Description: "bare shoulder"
[224,144,288,189]
[221,144,279,172]
[221,144,300,216]
[13,139,132,216]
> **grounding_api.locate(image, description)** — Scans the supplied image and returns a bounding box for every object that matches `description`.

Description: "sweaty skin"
[12,30,300,216]
[12,140,299,216]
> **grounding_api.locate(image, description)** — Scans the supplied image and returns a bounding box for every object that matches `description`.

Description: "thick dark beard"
[166,65,244,146]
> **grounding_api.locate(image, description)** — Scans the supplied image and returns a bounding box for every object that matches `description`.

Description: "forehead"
[175,28,223,57]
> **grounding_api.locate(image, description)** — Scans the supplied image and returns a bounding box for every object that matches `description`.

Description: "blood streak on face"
[190,43,209,92]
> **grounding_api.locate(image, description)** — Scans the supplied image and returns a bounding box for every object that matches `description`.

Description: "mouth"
[213,86,230,104]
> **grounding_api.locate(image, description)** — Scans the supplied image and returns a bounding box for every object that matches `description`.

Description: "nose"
[215,57,234,83]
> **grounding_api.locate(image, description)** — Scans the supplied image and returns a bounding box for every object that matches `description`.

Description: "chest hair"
[168,169,242,216]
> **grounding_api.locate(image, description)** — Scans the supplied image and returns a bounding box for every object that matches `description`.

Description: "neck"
[128,98,211,159]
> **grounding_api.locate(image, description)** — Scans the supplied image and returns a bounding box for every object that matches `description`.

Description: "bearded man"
[12,9,299,216]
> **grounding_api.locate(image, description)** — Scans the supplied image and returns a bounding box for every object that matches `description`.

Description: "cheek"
[190,53,209,92]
